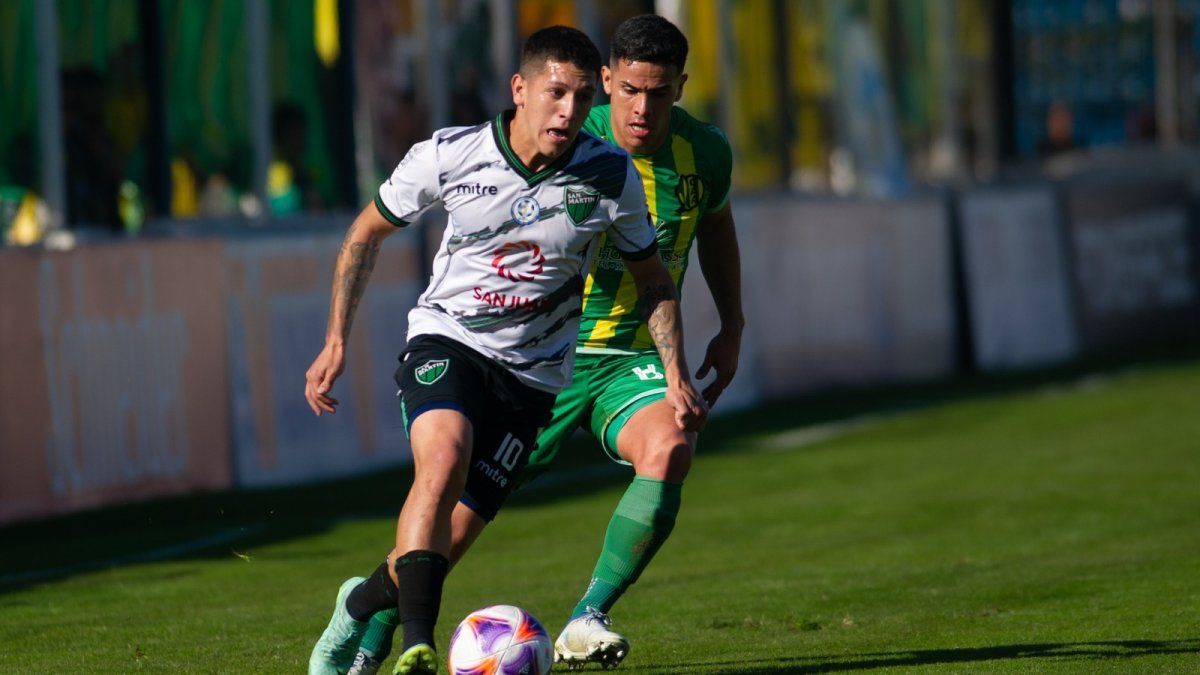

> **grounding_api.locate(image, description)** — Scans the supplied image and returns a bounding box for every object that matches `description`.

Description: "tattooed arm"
[625,255,708,431]
[305,202,399,416]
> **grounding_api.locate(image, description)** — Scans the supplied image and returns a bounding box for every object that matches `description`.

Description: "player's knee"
[416,444,471,492]
[634,435,693,481]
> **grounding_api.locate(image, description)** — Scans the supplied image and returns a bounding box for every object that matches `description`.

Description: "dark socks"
[346,561,399,622]
[394,549,450,651]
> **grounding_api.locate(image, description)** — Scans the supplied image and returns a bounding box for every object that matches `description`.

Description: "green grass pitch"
[2,356,1198,672]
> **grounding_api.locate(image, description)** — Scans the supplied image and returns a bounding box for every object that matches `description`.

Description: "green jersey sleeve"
[699,123,733,214]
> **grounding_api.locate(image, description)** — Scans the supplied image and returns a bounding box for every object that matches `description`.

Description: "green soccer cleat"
[309,577,369,675]
[393,643,438,675]
[554,607,630,671]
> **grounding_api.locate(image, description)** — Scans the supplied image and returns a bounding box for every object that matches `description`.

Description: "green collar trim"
[492,110,580,187]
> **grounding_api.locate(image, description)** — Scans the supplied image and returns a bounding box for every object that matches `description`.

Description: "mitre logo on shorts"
[491,240,545,281]
[564,185,599,224]
[510,196,541,225]
[415,359,449,385]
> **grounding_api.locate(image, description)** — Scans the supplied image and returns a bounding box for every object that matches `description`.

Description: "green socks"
[571,476,682,618]
[359,608,399,658]
[358,476,684,651]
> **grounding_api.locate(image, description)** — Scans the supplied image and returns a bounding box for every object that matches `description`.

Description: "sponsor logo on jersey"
[564,185,600,224]
[592,244,686,273]
[414,359,449,385]
[675,174,707,213]
[473,287,552,312]
[510,196,541,225]
[491,240,545,281]
[454,182,499,196]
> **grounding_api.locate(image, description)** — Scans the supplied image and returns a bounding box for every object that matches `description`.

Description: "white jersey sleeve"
[605,158,658,260]
[375,139,442,226]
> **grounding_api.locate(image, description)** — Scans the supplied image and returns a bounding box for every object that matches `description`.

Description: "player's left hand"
[696,328,741,408]
[667,380,708,432]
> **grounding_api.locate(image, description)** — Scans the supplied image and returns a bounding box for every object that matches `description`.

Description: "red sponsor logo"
[491,241,545,281]
[473,287,552,312]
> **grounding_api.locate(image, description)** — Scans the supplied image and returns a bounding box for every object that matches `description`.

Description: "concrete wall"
[5,175,1199,523]
[0,240,232,524]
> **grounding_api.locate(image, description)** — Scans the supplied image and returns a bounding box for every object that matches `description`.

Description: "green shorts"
[521,350,668,486]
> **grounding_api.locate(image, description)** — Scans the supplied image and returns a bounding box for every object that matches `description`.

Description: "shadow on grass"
[3,346,1199,593]
[639,639,1200,673]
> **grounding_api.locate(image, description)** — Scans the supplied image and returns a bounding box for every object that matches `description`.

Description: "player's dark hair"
[519,25,601,79]
[610,14,688,72]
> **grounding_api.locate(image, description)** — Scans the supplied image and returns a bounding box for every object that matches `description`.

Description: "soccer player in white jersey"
[305,26,706,675]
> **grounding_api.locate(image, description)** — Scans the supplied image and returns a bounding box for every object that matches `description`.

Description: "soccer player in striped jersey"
[542,15,743,670]
[348,15,742,673]
[306,25,705,675]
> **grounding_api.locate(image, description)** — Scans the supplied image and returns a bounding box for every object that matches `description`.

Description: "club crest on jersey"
[675,174,706,213]
[414,359,449,385]
[510,196,541,225]
[564,186,600,224]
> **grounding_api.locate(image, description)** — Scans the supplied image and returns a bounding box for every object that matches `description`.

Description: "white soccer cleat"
[553,607,630,671]
[346,649,382,675]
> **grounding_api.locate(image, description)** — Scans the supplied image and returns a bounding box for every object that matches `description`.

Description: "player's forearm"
[641,283,690,386]
[326,219,382,346]
[696,218,745,335]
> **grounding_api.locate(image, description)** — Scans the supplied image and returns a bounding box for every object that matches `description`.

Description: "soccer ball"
[447,604,553,675]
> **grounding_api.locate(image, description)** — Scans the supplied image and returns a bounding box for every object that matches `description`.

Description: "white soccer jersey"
[376,110,658,393]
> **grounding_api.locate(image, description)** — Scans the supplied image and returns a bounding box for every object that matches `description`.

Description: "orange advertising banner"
[0,240,232,525]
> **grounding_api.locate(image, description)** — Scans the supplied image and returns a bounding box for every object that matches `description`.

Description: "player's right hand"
[667,380,708,433]
[304,343,345,415]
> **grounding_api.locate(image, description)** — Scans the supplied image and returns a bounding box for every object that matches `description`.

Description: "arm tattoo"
[333,222,380,337]
[640,283,678,360]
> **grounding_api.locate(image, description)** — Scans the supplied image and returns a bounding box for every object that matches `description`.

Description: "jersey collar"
[492,109,581,187]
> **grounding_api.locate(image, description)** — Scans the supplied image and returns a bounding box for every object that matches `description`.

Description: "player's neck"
[506,111,557,174]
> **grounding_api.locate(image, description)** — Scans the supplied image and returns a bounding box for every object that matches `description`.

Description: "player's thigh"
[588,352,674,464]
[409,409,473,479]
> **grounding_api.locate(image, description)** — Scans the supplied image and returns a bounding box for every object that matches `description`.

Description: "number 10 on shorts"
[494,433,524,470]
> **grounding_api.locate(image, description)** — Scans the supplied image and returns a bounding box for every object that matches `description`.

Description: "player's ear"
[512,72,525,107]
[601,65,613,95]
[675,73,688,102]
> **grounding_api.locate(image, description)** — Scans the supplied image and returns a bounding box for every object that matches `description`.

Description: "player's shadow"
[637,639,1200,673]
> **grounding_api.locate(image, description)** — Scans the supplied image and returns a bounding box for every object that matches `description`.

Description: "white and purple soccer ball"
[447,604,553,675]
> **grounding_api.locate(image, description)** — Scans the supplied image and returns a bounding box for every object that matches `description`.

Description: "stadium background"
[1,0,1198,531]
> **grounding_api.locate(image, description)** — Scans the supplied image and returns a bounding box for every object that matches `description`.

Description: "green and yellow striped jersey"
[576,104,733,353]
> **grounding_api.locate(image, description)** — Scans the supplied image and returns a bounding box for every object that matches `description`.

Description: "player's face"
[511,59,597,163]
[603,59,687,155]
